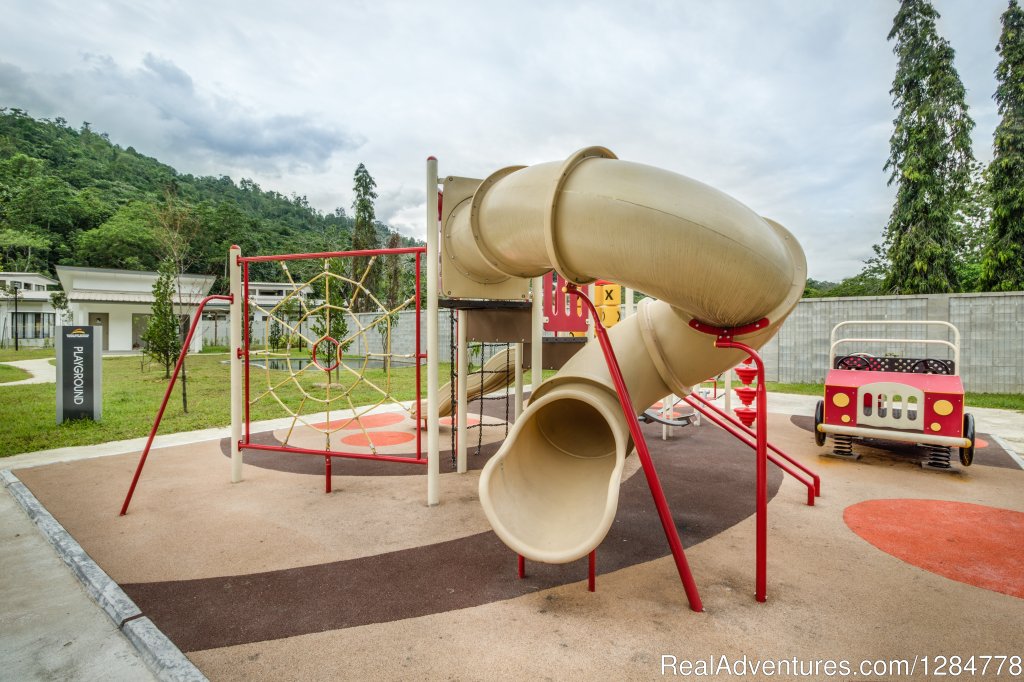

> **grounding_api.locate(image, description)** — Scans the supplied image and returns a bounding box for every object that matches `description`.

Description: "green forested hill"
[0,108,413,289]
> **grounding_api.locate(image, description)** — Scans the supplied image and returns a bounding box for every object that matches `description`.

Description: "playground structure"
[814,320,976,469]
[119,146,817,608]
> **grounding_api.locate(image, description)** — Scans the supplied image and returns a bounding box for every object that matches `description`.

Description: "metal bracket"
[688,317,770,340]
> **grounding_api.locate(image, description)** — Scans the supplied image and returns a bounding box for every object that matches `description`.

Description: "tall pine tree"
[981,0,1024,291]
[882,0,976,294]
[142,258,180,378]
[350,163,381,312]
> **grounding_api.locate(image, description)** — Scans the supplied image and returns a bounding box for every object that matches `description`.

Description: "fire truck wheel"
[814,399,826,447]
[959,413,975,466]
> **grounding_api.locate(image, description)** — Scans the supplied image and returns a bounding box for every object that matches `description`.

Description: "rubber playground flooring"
[13,405,1024,681]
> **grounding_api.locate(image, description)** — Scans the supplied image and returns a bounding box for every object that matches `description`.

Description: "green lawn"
[2,360,1018,457]
[0,347,55,362]
[0,354,451,457]
[0,364,31,383]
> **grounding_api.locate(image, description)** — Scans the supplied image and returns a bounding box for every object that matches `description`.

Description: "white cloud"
[0,0,1008,281]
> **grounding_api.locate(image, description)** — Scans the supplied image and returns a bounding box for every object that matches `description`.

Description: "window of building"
[11,312,55,340]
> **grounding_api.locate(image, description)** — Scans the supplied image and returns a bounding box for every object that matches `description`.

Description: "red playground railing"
[120,294,233,516]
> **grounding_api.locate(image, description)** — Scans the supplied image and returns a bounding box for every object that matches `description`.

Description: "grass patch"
[0,364,31,383]
[766,382,1023,412]
[764,382,824,396]
[0,347,55,361]
[0,354,452,457]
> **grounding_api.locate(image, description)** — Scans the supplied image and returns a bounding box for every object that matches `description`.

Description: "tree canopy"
[882,0,976,295]
[981,0,1024,291]
[0,109,417,298]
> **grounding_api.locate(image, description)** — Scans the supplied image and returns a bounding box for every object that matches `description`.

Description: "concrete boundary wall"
[760,291,1024,394]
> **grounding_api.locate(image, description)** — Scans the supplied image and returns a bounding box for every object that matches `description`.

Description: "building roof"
[55,265,215,305]
[0,272,60,284]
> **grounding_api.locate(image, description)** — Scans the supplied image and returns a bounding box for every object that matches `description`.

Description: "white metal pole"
[229,245,243,483]
[531,276,544,393]
[724,368,733,413]
[624,287,635,318]
[513,342,524,419]
[456,310,469,473]
[426,158,441,506]
[585,284,595,341]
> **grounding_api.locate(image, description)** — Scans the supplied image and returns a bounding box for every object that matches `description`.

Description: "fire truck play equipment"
[814,320,975,469]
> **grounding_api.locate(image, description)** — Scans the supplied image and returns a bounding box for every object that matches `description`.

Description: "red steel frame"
[566,284,704,611]
[237,247,428,493]
[120,294,233,515]
[688,320,773,603]
[518,549,597,592]
[684,393,821,503]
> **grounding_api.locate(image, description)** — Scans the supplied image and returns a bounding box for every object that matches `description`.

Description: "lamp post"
[12,285,18,352]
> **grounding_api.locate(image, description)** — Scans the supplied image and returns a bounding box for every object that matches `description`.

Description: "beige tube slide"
[423,347,516,418]
[449,147,806,564]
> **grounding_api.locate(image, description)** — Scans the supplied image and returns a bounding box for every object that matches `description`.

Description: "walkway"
[0,358,56,386]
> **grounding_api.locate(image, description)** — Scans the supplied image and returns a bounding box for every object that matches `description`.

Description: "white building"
[0,272,60,348]
[55,266,215,353]
[201,281,317,347]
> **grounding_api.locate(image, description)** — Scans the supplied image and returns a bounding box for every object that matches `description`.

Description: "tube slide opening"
[480,388,629,563]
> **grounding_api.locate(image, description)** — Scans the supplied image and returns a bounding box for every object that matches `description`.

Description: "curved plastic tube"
[458,148,807,563]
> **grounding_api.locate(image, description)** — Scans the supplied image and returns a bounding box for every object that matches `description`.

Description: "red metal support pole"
[239,442,428,465]
[683,396,816,506]
[518,554,526,579]
[588,550,596,592]
[415,251,422,461]
[325,456,332,493]
[120,295,233,516]
[239,246,426,264]
[242,262,251,445]
[567,285,703,612]
[689,392,820,497]
[715,338,768,602]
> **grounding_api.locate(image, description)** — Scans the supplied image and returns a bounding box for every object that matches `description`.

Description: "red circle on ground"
[844,499,1024,599]
[975,437,988,449]
[341,431,416,447]
[439,416,481,427]
[313,413,406,430]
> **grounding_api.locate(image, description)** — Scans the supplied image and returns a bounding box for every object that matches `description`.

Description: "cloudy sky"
[0,0,1009,280]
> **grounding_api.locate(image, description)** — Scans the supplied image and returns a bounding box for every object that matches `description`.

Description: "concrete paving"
[0,358,57,386]
[0,390,1019,681]
[0,488,156,681]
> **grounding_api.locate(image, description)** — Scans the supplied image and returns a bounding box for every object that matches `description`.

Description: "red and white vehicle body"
[815,321,974,466]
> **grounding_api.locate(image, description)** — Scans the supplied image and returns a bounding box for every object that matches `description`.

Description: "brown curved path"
[123,420,781,651]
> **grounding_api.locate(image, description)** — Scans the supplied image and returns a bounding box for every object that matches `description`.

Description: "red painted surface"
[439,416,480,427]
[313,413,406,430]
[845,499,1024,599]
[341,431,416,448]
[975,437,989,449]
[826,369,965,393]
[824,385,857,425]
[824,369,967,438]
[734,366,758,385]
[543,272,589,333]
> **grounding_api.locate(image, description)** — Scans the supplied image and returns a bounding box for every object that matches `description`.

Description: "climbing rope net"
[239,247,425,460]
[448,311,511,468]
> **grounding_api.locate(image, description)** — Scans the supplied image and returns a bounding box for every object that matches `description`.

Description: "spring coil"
[833,434,855,457]
[924,443,952,469]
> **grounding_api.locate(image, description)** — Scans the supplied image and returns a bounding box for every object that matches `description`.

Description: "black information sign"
[56,325,103,424]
